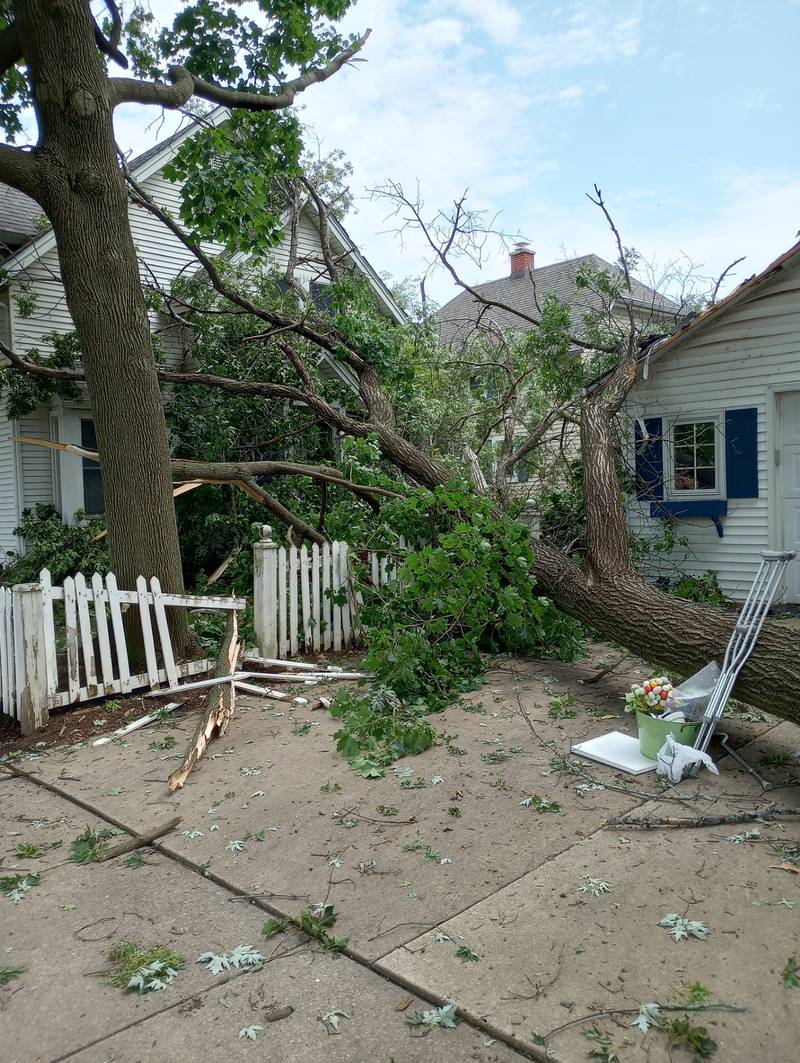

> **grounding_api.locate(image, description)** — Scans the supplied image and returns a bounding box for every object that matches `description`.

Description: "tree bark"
[15,0,191,652]
[580,400,631,580]
[530,539,800,726]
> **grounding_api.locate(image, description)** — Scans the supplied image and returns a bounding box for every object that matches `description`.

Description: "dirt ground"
[1,643,799,1062]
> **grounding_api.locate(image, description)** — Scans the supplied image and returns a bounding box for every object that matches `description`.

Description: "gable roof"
[436,252,678,347]
[0,110,405,325]
[636,237,800,370]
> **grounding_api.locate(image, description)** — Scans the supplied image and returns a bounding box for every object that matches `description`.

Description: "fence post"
[14,582,49,735]
[253,524,278,657]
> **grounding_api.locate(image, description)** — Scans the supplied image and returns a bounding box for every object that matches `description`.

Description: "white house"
[0,111,404,563]
[625,238,800,602]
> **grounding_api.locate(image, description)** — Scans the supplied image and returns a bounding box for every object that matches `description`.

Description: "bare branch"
[712,255,746,303]
[375,180,612,356]
[92,1,128,69]
[110,30,370,110]
[301,174,340,282]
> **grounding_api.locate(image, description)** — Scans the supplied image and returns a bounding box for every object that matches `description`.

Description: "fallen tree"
[3,161,798,724]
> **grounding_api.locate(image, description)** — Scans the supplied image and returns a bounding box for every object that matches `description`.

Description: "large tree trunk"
[371,401,800,724]
[531,540,800,726]
[16,0,191,652]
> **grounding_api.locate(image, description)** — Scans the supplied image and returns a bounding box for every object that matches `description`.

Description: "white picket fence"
[0,570,244,734]
[252,526,399,659]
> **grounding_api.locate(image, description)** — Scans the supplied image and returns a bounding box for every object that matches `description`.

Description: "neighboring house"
[0,110,404,562]
[625,238,800,602]
[437,242,678,351]
[435,242,679,494]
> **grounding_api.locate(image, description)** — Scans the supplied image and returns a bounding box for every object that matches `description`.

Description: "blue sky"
[115,0,800,305]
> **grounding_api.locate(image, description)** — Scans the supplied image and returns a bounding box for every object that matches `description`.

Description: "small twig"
[542,1002,746,1041]
[583,651,631,685]
[367,920,436,942]
[95,815,183,861]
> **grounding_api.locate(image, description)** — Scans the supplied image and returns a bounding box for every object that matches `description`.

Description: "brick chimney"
[510,240,534,276]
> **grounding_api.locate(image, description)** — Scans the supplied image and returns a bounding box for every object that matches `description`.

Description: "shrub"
[669,570,729,606]
[1,504,108,585]
[357,483,584,711]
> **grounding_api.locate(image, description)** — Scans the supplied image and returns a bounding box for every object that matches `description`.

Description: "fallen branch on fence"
[168,613,240,792]
[95,815,183,861]
[605,805,800,830]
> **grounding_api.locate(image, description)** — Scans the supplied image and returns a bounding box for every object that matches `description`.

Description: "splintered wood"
[168,612,240,791]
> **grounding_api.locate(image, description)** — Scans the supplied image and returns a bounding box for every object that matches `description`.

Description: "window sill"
[649,499,727,538]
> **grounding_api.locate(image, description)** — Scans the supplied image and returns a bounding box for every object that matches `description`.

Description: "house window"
[80,419,104,515]
[671,419,718,493]
[310,281,334,313]
[489,435,529,484]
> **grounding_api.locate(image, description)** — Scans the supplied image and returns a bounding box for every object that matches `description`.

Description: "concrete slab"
[23,660,652,960]
[377,800,800,1062]
[0,779,288,1062]
[70,948,528,1063]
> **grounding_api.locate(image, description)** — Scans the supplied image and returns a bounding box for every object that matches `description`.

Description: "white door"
[780,391,800,602]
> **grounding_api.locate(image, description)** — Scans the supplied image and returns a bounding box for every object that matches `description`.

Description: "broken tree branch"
[95,816,183,862]
[168,612,240,791]
[605,805,800,830]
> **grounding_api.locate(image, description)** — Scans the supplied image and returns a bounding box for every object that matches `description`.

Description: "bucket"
[636,710,700,760]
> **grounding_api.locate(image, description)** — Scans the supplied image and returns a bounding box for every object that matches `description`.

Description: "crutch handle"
[761,550,796,561]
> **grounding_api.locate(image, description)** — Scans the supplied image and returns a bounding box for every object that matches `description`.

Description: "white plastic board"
[571,730,656,775]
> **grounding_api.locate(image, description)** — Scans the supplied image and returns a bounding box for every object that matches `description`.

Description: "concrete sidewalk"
[2,645,799,1061]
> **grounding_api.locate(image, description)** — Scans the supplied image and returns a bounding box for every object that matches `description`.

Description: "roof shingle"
[436,252,679,347]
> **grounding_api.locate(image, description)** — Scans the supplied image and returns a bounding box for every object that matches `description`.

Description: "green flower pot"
[636,710,700,760]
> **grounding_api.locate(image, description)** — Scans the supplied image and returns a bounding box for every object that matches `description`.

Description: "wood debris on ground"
[168,612,241,791]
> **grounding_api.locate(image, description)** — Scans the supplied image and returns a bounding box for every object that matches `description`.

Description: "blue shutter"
[516,464,528,483]
[725,407,758,498]
[634,416,664,500]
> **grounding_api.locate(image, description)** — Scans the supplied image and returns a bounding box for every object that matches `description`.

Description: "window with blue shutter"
[725,407,758,498]
[634,416,664,500]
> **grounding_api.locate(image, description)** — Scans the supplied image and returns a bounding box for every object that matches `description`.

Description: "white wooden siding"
[0,401,19,561]
[2,165,351,544]
[625,262,800,600]
[18,407,54,511]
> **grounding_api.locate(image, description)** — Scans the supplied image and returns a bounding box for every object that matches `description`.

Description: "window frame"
[488,433,530,485]
[666,414,724,500]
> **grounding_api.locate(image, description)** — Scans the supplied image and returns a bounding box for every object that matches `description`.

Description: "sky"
[112,0,800,306]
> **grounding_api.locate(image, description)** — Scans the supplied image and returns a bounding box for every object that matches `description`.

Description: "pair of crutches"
[689,550,796,787]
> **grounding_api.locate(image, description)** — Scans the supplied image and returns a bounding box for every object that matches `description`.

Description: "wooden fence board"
[300,545,312,649]
[289,547,299,656]
[311,542,321,653]
[150,577,178,688]
[91,573,115,691]
[321,542,332,651]
[136,575,160,688]
[278,546,288,657]
[40,568,59,701]
[75,572,100,697]
[63,577,80,703]
[104,571,132,694]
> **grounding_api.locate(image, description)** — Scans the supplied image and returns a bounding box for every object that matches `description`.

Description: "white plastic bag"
[671,661,721,721]
[656,733,719,783]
